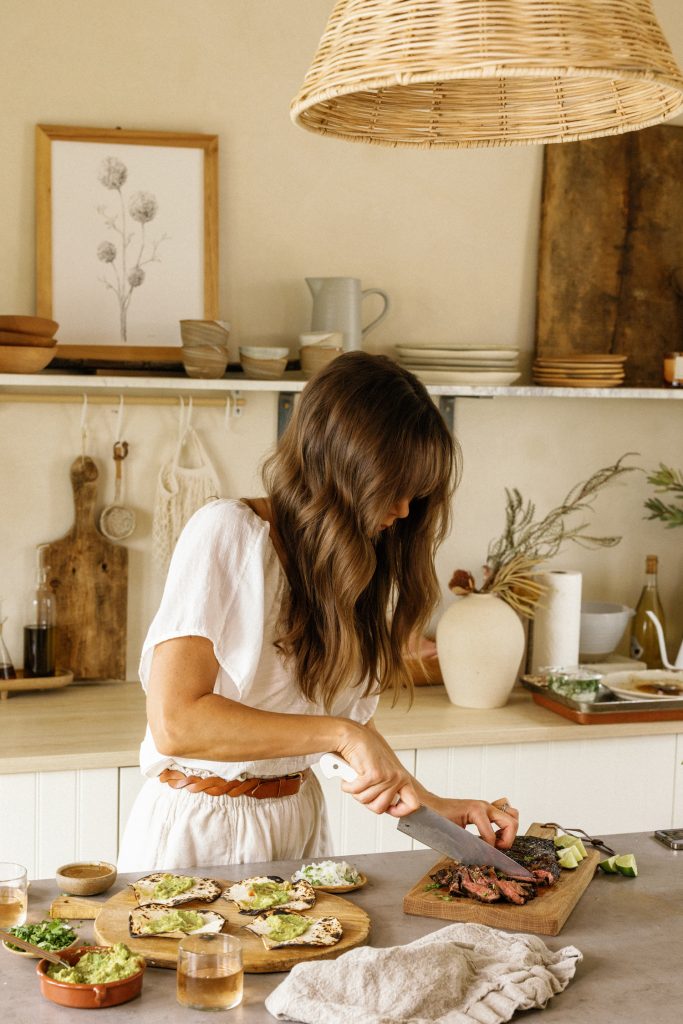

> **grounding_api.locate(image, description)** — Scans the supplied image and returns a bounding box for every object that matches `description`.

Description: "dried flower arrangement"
[644,464,683,528]
[449,454,637,618]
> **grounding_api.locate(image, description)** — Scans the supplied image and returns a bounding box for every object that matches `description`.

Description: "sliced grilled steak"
[458,866,501,903]
[493,875,537,905]
[507,836,561,886]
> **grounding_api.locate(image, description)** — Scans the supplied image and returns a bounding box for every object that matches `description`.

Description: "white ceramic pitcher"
[306,277,390,351]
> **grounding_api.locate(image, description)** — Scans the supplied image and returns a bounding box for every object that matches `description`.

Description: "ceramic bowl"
[0,344,56,373]
[55,861,117,897]
[0,315,59,337]
[239,347,289,380]
[181,344,229,379]
[2,929,80,960]
[579,602,635,658]
[36,946,146,1009]
[179,319,231,348]
[299,344,343,379]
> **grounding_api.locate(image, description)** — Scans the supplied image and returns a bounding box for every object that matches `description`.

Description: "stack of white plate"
[395,344,521,385]
[532,354,627,388]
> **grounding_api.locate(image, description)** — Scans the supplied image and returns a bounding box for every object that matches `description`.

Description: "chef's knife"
[319,753,533,880]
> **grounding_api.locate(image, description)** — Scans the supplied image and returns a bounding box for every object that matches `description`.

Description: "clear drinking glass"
[176,933,243,1011]
[0,862,28,928]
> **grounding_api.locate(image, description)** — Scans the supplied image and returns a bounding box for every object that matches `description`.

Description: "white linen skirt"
[117,771,332,873]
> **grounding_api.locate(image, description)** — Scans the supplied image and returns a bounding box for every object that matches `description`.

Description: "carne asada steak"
[507,836,561,886]
[429,836,561,906]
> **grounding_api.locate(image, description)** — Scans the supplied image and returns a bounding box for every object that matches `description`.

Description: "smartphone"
[654,828,683,849]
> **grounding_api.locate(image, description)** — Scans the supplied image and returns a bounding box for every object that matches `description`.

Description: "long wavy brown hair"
[262,352,460,709]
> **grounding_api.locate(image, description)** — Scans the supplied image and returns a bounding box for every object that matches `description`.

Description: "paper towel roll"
[530,570,583,672]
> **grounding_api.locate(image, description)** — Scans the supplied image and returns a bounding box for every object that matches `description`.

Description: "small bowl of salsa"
[55,861,117,897]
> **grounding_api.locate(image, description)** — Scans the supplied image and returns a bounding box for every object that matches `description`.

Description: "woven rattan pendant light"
[291,0,683,148]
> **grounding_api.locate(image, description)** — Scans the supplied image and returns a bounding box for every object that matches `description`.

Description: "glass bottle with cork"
[24,544,57,677]
[630,554,666,668]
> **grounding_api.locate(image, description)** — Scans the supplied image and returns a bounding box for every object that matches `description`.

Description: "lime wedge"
[598,855,618,874]
[615,854,637,877]
[554,835,586,859]
[557,847,579,869]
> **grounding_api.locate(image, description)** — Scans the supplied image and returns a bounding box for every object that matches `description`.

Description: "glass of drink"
[177,933,243,1011]
[0,863,28,928]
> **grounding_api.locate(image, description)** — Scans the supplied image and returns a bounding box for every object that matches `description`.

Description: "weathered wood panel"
[536,125,683,385]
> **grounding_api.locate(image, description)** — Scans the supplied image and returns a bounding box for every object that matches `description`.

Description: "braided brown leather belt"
[158,768,310,799]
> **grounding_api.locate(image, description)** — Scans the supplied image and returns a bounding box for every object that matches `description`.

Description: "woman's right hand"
[336,723,420,816]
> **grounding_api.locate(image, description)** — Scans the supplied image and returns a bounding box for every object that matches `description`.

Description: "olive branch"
[643,464,683,528]
[449,454,638,618]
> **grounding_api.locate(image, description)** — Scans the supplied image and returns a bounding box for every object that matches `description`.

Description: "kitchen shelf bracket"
[277,392,296,438]
[438,395,456,433]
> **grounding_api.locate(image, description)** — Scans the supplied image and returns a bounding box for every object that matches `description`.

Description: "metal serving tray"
[520,677,683,714]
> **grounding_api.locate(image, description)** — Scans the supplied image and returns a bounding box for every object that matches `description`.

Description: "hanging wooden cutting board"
[41,456,127,680]
[535,124,683,386]
[403,823,599,936]
[53,880,371,972]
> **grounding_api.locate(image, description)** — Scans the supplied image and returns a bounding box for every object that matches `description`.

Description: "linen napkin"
[265,922,582,1024]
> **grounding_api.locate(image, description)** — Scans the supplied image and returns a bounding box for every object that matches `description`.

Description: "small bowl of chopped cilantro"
[2,918,80,958]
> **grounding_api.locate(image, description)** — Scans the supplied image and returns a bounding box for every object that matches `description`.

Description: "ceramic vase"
[436,593,525,709]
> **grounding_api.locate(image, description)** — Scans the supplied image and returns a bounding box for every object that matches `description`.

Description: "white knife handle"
[319,753,400,806]
[319,753,358,782]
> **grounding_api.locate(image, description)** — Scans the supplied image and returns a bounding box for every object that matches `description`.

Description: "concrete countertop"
[2,832,678,1023]
[2,679,683,774]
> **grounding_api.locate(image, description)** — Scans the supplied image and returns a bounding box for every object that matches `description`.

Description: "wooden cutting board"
[53,880,371,973]
[403,823,599,936]
[535,124,683,386]
[41,456,127,679]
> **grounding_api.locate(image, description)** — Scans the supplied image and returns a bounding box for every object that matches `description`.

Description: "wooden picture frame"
[36,124,219,366]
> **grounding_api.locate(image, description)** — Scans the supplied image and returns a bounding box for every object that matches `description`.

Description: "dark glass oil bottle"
[23,544,57,678]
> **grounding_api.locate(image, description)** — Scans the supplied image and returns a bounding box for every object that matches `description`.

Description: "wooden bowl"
[179,319,230,348]
[240,347,289,380]
[299,344,343,379]
[0,330,58,348]
[181,344,229,379]
[0,344,56,373]
[36,947,145,1009]
[310,873,368,894]
[55,862,117,897]
[0,315,59,337]
[3,932,81,960]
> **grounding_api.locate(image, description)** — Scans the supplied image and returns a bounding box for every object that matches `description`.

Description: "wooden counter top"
[1,679,682,775]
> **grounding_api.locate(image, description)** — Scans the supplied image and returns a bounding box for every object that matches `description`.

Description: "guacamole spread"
[143,910,207,934]
[249,881,292,910]
[152,874,196,900]
[47,943,143,984]
[266,914,311,943]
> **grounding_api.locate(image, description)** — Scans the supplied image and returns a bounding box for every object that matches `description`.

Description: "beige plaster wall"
[1,0,682,677]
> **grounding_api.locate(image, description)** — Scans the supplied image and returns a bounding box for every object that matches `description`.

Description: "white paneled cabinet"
[0,767,141,880]
[3,735,681,878]
[416,734,681,836]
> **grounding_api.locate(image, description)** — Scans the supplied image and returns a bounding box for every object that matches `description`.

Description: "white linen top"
[138,499,380,780]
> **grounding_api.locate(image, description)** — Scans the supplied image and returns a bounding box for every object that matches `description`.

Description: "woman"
[118,352,518,871]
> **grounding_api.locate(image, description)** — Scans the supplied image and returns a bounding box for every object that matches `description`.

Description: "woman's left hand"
[407,787,520,849]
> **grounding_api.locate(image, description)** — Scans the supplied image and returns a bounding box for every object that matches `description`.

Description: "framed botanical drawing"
[36,124,219,366]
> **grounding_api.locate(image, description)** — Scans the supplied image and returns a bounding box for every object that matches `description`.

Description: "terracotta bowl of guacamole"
[36,945,146,1009]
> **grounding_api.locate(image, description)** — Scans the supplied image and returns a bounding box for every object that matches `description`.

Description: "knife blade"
[318,753,533,880]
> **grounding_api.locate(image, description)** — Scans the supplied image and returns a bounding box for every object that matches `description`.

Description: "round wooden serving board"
[94,880,370,973]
